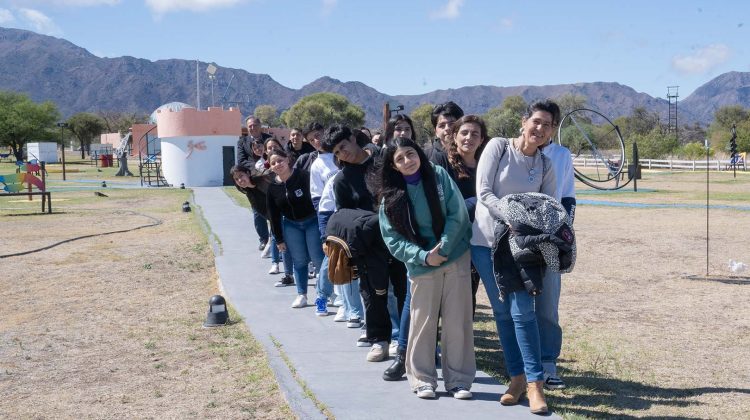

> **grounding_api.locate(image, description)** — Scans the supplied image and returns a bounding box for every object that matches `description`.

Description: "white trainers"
[346,317,362,328]
[449,386,473,400]
[334,306,346,322]
[357,333,372,347]
[366,341,389,362]
[268,263,280,274]
[291,295,307,308]
[415,385,436,399]
[261,242,271,259]
[389,341,398,355]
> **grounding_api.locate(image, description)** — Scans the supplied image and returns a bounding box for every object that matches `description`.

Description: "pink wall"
[100,132,121,147]
[156,107,242,138]
[132,124,157,158]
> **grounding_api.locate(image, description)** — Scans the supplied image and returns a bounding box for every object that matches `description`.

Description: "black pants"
[359,258,407,343]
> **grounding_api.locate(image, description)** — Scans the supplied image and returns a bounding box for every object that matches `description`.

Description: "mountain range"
[1,26,749,128]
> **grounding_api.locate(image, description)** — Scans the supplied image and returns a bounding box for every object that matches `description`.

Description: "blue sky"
[1,0,747,100]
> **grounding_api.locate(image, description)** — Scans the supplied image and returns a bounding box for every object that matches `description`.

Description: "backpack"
[322,236,358,285]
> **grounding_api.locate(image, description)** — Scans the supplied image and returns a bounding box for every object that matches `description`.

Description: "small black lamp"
[101,181,107,188]
[203,295,229,327]
[180,183,185,189]
[182,201,191,212]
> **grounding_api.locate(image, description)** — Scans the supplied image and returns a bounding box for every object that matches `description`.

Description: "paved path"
[193,187,556,419]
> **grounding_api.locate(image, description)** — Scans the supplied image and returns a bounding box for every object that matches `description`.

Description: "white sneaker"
[261,242,271,259]
[291,295,307,308]
[357,333,372,347]
[334,306,346,322]
[389,341,398,355]
[268,263,280,274]
[366,341,389,362]
[346,317,362,328]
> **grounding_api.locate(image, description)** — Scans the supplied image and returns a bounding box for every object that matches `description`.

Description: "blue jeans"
[471,245,543,382]
[387,284,401,341]
[282,216,324,296]
[536,268,562,376]
[341,278,363,320]
[397,278,412,350]
[270,234,293,275]
[317,255,334,300]
[253,208,269,244]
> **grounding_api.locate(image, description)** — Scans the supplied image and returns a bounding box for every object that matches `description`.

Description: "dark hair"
[524,99,561,126]
[430,101,464,128]
[302,122,324,138]
[229,165,252,179]
[262,137,284,161]
[246,115,261,125]
[376,137,445,247]
[352,129,371,148]
[359,127,372,139]
[385,114,416,143]
[267,148,295,168]
[448,115,489,179]
[321,124,353,153]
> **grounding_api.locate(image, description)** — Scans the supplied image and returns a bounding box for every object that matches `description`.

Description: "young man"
[423,101,464,170]
[537,138,576,390]
[322,125,405,363]
[237,116,272,251]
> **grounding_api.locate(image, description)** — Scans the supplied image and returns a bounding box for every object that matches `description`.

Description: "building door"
[222,146,235,186]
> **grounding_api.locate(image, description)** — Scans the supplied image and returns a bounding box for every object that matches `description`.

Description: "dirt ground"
[0,188,291,419]
[1,170,748,419]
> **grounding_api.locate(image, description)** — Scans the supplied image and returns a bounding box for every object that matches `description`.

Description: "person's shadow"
[472,304,750,418]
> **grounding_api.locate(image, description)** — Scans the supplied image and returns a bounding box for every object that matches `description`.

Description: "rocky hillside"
[1,26,747,127]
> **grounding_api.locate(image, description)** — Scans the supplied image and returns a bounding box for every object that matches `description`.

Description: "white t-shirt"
[309,153,339,199]
[541,142,575,202]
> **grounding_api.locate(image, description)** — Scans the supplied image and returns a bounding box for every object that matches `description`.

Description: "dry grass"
[0,187,291,419]
[473,170,750,419]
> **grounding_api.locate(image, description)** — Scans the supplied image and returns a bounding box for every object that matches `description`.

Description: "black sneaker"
[274,275,294,287]
[544,374,566,390]
[258,241,267,251]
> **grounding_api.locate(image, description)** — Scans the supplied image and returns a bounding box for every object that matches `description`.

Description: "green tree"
[67,112,106,158]
[633,129,679,159]
[484,95,527,138]
[553,93,587,120]
[708,105,750,156]
[679,142,714,159]
[281,93,365,129]
[0,91,59,162]
[409,103,434,145]
[97,111,148,134]
[254,105,281,128]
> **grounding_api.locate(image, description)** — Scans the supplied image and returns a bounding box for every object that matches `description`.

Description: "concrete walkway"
[193,187,556,419]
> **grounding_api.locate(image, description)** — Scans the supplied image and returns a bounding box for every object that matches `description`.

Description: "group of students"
[231,100,576,415]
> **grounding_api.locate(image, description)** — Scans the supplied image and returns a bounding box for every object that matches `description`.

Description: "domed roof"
[149,102,195,124]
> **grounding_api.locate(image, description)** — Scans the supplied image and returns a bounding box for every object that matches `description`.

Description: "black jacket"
[423,139,450,171]
[286,141,316,162]
[325,208,391,291]
[266,168,316,243]
[332,157,376,212]
[237,133,271,171]
[293,150,319,172]
[235,172,272,218]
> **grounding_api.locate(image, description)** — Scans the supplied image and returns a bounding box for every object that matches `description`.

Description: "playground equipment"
[557,108,638,191]
[0,161,52,213]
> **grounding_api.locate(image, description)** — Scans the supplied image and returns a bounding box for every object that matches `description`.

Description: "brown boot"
[527,380,548,414]
[499,374,527,405]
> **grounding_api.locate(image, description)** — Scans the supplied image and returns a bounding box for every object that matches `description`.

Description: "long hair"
[447,115,489,179]
[384,114,417,144]
[376,137,445,247]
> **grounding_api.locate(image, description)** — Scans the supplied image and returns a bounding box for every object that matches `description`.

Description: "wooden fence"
[572,156,747,172]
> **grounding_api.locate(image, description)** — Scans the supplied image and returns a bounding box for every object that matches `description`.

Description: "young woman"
[471,100,560,414]
[447,115,489,316]
[266,149,325,308]
[262,138,294,283]
[377,137,475,400]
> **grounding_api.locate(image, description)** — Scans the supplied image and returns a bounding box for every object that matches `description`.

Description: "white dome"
[149,102,195,124]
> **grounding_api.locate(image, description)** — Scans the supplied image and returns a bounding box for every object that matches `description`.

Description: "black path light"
[101,181,107,188]
[180,183,185,189]
[203,295,229,327]
[182,201,191,212]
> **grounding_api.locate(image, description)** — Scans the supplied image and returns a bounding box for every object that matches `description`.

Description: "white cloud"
[430,0,464,20]
[498,17,513,30]
[0,8,15,24]
[17,8,62,36]
[672,44,731,75]
[145,0,243,14]
[321,0,336,16]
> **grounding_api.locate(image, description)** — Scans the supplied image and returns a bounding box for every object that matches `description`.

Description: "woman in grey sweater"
[470,100,559,415]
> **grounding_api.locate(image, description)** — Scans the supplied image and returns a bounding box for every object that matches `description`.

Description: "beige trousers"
[406,250,476,391]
